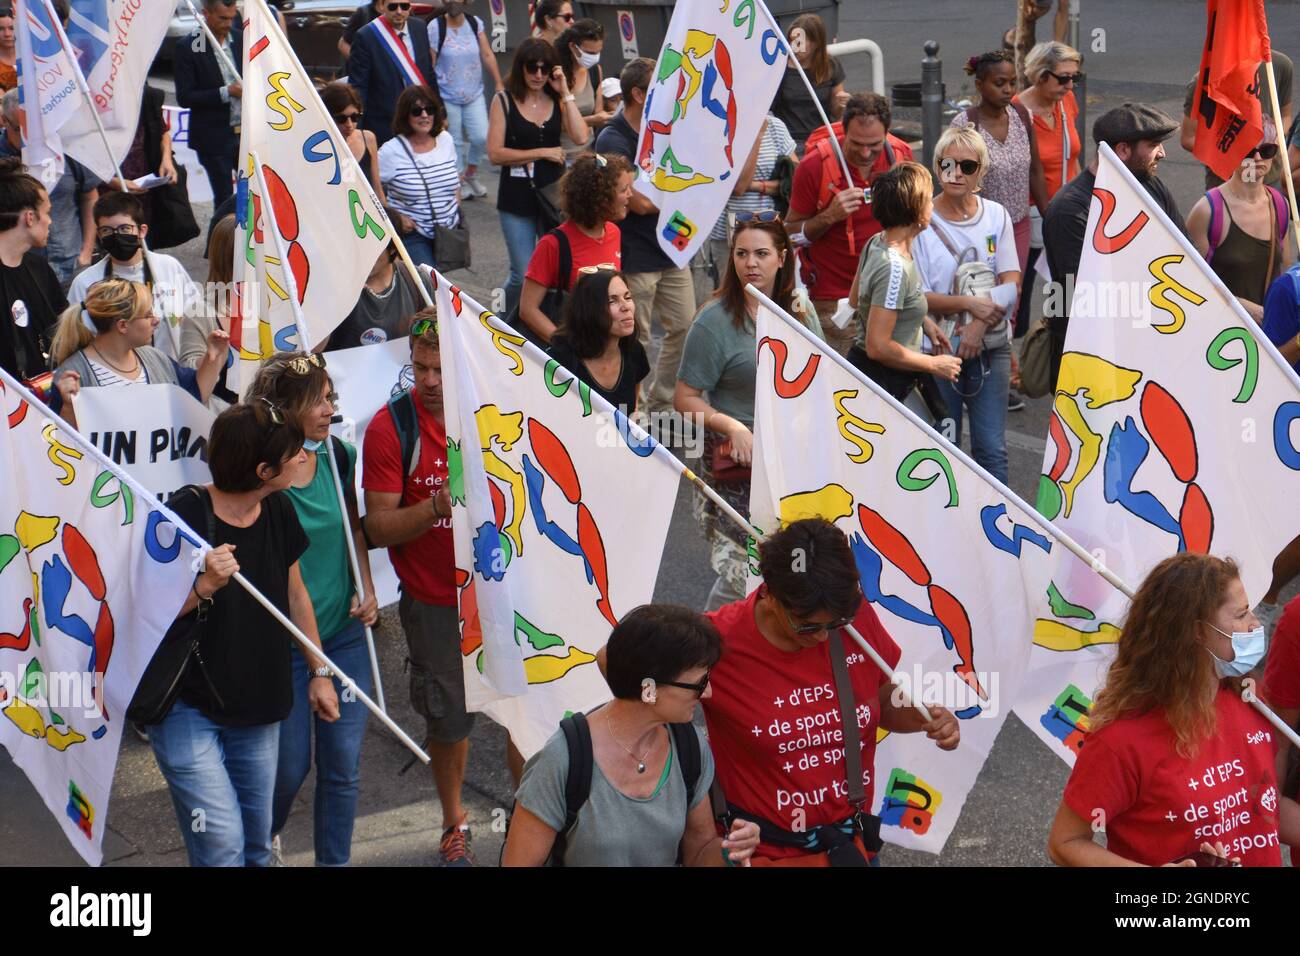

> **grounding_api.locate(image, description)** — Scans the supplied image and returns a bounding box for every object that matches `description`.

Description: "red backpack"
[803,122,911,257]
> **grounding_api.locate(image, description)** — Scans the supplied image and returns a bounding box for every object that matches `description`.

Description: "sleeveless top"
[562,67,598,160]
[1209,191,1281,305]
[497,91,564,219]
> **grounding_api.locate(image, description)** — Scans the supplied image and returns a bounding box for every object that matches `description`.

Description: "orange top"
[1016,90,1081,198]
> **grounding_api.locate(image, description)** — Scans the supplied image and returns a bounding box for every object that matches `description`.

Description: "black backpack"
[549,711,702,867]
[434,13,479,56]
[504,226,572,347]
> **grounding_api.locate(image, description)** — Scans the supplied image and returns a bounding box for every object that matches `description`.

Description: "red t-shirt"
[789,135,913,300]
[1264,597,1300,711]
[702,589,902,860]
[1063,688,1282,866]
[524,221,623,291]
[361,391,455,606]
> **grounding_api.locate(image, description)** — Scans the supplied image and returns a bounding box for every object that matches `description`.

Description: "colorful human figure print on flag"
[15,0,180,183]
[231,0,390,392]
[634,0,789,267]
[1015,143,1300,766]
[434,272,683,759]
[749,298,1088,854]
[0,372,199,865]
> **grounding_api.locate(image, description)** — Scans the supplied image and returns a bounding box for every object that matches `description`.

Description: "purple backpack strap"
[1205,188,1225,263]
[1269,186,1290,240]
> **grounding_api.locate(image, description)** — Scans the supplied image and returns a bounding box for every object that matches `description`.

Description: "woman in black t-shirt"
[547,268,649,415]
[146,401,340,868]
[771,14,846,153]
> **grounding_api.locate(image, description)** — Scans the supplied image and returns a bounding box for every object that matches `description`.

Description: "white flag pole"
[744,283,1300,752]
[182,0,241,77]
[0,366,429,763]
[241,0,434,309]
[251,149,389,715]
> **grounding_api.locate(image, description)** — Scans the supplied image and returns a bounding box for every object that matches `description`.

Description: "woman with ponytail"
[49,277,229,427]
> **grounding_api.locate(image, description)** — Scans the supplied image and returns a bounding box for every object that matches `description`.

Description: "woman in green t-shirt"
[248,352,380,867]
[848,161,961,402]
[675,213,821,610]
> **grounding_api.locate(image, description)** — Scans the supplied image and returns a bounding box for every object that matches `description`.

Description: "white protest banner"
[1015,143,1300,765]
[73,384,215,503]
[436,273,682,758]
[162,105,214,204]
[0,373,197,865]
[632,0,789,267]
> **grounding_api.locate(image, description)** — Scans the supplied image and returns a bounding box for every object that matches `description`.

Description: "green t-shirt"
[286,440,357,643]
[677,298,823,428]
[515,721,714,866]
[853,232,928,353]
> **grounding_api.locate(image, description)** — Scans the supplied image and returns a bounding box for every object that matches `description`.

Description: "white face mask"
[577,49,601,69]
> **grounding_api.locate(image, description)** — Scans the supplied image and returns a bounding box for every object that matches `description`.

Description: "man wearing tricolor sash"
[347,0,436,148]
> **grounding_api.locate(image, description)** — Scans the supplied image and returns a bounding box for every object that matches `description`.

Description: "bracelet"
[192,580,212,603]
[563,94,575,103]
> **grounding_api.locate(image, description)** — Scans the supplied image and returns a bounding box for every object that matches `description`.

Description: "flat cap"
[1092,102,1180,147]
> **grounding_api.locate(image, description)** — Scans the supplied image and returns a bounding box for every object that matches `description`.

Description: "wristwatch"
[563,94,576,103]
[311,666,332,680]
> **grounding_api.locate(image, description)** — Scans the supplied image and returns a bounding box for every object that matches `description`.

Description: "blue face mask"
[1207,623,1267,678]
[302,438,322,452]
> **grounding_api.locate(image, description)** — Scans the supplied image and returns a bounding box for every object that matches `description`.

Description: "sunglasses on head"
[1045,70,1084,85]
[577,263,618,275]
[283,352,326,376]
[525,60,552,75]
[410,317,437,338]
[333,111,362,125]
[735,209,782,224]
[941,157,981,176]
[1248,143,1280,160]
[658,671,711,696]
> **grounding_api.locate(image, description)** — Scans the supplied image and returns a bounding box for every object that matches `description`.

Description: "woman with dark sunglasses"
[141,401,338,867]
[504,604,761,866]
[488,37,589,315]
[533,0,574,46]
[321,82,386,207]
[701,519,959,866]
[379,85,461,271]
[1188,119,1294,324]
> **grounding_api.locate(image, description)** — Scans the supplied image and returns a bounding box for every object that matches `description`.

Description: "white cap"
[600,76,623,100]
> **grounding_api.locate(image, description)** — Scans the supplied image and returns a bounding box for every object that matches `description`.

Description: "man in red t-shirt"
[362,312,475,866]
[786,92,913,356]
[702,519,959,865]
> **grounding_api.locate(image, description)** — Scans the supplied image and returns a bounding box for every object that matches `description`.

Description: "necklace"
[605,710,656,773]
[90,345,140,376]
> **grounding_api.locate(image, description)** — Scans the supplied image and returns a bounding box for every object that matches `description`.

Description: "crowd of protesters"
[2,2,1300,871]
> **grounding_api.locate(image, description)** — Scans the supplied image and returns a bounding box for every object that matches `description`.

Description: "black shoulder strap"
[884,136,896,167]
[173,484,215,547]
[553,227,573,291]
[552,712,593,867]
[669,722,701,807]
[435,16,446,54]
[828,630,866,810]
[469,14,480,37]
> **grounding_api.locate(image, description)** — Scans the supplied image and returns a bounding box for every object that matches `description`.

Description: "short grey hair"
[1024,41,1082,85]
[1,89,19,125]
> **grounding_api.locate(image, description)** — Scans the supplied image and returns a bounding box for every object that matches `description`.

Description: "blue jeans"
[400,231,437,272]
[149,697,280,867]
[444,96,488,172]
[271,619,373,866]
[935,341,1011,485]
[499,209,543,316]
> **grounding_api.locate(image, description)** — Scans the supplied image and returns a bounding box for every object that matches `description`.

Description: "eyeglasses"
[333,111,362,125]
[96,224,139,237]
[259,397,286,425]
[940,157,981,176]
[658,671,711,696]
[284,352,326,376]
[1248,143,1280,160]
[1045,70,1084,86]
[557,12,575,22]
[525,61,551,75]
[385,2,411,10]
[735,209,781,224]
[768,587,863,636]
[410,317,437,338]
[577,263,618,275]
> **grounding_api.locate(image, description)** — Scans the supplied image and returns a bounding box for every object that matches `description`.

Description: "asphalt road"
[2,0,1298,868]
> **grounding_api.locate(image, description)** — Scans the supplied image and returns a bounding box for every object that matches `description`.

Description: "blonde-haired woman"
[50,277,229,428]
[1016,41,1083,197]
[913,126,1021,483]
[181,213,238,412]
[1048,553,1296,867]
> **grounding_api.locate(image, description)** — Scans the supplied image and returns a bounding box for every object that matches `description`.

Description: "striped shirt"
[378,131,461,239]
[88,357,148,388]
[709,115,797,241]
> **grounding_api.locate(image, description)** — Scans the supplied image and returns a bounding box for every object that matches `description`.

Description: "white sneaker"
[270,834,285,867]
[464,175,488,199]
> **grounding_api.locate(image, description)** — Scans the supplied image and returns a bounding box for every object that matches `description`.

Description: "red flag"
[1190,0,1271,182]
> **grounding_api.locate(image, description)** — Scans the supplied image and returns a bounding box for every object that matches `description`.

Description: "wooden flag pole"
[1263,56,1300,253]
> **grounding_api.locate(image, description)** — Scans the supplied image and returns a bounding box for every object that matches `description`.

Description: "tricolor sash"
[369,16,428,88]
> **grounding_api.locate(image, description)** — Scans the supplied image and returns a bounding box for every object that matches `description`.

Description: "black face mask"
[101,233,141,261]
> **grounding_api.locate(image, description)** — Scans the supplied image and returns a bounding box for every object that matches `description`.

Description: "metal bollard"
[921,41,943,171]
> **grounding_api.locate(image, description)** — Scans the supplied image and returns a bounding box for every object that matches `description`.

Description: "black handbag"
[505,225,571,346]
[126,486,223,725]
[145,165,201,250]
[531,175,565,232]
